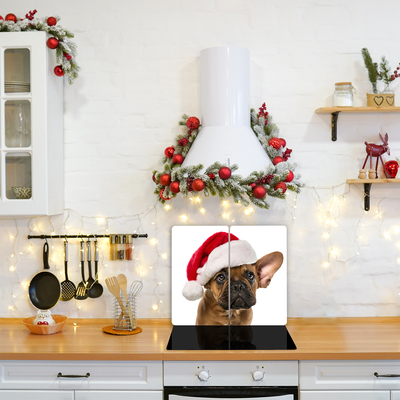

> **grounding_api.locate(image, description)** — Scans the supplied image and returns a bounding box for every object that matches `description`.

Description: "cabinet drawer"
[0,360,162,390]
[76,390,163,400]
[300,391,390,400]
[0,391,74,400]
[300,361,400,390]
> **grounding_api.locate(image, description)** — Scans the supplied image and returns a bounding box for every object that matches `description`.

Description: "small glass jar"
[109,234,117,261]
[333,82,355,107]
[125,235,133,260]
[117,234,125,260]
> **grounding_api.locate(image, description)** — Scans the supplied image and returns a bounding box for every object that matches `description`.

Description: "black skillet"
[28,242,61,310]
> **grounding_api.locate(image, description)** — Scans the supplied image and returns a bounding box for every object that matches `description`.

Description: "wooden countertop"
[1,317,400,361]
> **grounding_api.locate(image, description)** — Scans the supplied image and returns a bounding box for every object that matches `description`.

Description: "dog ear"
[255,251,284,288]
[204,280,211,289]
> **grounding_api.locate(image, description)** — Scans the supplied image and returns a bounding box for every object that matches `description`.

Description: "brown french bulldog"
[196,251,283,325]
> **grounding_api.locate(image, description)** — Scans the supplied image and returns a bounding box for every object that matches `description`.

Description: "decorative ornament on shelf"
[361,133,390,179]
[152,103,304,209]
[361,47,397,107]
[384,160,399,178]
[0,10,79,84]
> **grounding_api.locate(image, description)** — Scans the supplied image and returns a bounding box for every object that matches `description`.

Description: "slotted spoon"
[60,241,76,301]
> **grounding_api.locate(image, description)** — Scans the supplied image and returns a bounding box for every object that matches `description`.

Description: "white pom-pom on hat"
[182,280,204,301]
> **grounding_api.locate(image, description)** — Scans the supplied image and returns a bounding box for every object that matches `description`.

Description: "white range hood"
[181,46,272,177]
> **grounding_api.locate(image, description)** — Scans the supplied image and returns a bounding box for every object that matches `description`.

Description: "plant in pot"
[361,48,399,107]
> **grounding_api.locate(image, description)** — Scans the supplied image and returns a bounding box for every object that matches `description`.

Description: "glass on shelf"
[5,100,31,148]
[5,153,32,199]
[4,48,30,93]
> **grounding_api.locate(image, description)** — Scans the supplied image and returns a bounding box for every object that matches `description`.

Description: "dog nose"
[231,280,246,292]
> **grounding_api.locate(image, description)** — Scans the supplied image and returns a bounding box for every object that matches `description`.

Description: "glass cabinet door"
[5,100,31,148]
[4,48,30,93]
[5,153,32,199]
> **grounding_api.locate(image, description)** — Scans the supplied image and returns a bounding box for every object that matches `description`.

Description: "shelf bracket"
[331,111,340,141]
[364,183,371,211]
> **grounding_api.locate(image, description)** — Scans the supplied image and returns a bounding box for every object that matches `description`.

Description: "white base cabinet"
[300,360,400,400]
[0,391,73,400]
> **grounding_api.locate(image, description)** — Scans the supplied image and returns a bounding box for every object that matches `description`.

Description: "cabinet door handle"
[374,372,400,378]
[57,372,90,378]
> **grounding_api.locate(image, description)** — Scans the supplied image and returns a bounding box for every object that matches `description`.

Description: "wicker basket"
[22,315,67,335]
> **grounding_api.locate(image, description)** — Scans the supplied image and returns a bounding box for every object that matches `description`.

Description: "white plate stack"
[5,81,30,93]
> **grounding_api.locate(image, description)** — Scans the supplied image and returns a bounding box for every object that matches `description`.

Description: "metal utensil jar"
[333,82,355,107]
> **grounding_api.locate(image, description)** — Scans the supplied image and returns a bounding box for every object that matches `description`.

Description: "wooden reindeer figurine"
[362,133,390,179]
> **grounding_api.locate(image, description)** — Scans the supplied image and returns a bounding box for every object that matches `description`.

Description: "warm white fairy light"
[322,233,330,239]
[164,204,171,211]
[181,214,188,221]
[161,253,167,259]
[199,208,206,214]
[9,266,14,272]
[152,304,159,311]
[323,262,330,268]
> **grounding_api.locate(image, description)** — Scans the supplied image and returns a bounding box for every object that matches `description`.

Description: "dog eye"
[247,271,255,281]
[216,273,226,283]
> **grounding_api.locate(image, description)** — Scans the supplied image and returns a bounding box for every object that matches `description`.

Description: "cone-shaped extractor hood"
[182,47,272,176]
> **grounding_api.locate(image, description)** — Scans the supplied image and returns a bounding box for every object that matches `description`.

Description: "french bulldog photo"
[172,226,287,326]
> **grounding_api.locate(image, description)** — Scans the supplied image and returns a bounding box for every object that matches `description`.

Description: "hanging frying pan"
[28,242,61,310]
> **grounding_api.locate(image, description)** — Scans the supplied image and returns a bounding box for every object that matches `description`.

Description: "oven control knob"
[197,370,211,381]
[252,370,264,381]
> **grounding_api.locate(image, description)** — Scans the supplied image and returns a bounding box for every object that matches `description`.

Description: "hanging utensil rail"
[27,233,148,239]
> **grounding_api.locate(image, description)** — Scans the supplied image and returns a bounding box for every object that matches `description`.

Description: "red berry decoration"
[268,137,282,150]
[47,16,57,26]
[207,173,215,180]
[54,65,64,77]
[280,138,286,148]
[164,146,175,158]
[63,52,72,61]
[178,138,188,146]
[192,179,205,192]
[285,171,294,182]
[253,186,267,199]
[5,13,17,23]
[46,37,59,49]
[159,189,171,201]
[169,181,181,193]
[273,156,283,165]
[274,182,287,194]
[186,116,200,131]
[219,167,231,180]
[159,174,171,186]
[172,154,184,164]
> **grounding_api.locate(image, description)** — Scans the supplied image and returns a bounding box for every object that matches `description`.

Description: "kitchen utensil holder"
[113,293,136,331]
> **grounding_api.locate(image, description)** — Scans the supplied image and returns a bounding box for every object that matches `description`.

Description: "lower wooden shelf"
[347,178,400,211]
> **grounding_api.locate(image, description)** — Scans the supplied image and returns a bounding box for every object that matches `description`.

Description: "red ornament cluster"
[258,103,269,125]
[164,146,174,158]
[268,137,282,150]
[186,116,200,132]
[178,138,188,146]
[385,160,399,178]
[24,9,37,21]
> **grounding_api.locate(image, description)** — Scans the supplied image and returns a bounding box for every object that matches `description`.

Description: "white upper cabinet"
[0,31,63,215]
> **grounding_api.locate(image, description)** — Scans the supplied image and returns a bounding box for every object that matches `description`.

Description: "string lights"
[4,179,400,317]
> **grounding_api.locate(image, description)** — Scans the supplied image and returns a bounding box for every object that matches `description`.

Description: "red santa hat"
[182,231,258,301]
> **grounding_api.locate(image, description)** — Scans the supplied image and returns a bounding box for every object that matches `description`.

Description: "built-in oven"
[164,361,298,400]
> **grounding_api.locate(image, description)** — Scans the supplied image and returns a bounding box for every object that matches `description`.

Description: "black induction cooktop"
[166,325,296,350]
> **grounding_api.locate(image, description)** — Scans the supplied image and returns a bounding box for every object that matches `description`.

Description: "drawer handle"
[374,372,400,378]
[57,373,90,379]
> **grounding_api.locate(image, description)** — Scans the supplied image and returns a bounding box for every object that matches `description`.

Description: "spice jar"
[109,234,117,261]
[125,235,133,260]
[117,234,125,260]
[333,82,355,107]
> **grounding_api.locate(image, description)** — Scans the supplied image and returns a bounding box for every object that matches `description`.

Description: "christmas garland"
[0,11,78,84]
[152,103,304,209]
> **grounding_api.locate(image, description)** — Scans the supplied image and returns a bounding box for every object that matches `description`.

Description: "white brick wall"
[1,0,400,319]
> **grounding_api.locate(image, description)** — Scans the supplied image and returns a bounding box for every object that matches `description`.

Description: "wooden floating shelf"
[315,107,400,141]
[346,178,400,211]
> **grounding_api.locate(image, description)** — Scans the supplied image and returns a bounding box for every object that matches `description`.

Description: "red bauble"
[274,182,287,194]
[253,186,267,199]
[285,170,294,182]
[172,154,184,164]
[280,138,286,148]
[249,182,256,188]
[63,52,72,61]
[169,181,181,193]
[54,65,64,77]
[5,13,17,23]
[0,16,4,21]
[47,16,57,26]
[152,174,158,184]
[159,174,171,186]
[273,156,283,165]
[187,116,200,131]
[192,179,205,192]
[46,37,59,49]
[268,137,282,150]
[159,189,171,201]
[385,160,399,178]
[219,167,232,180]
[164,146,175,158]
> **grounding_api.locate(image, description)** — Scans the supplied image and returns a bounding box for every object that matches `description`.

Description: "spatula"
[117,274,128,302]
[60,241,76,301]
[105,276,130,327]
